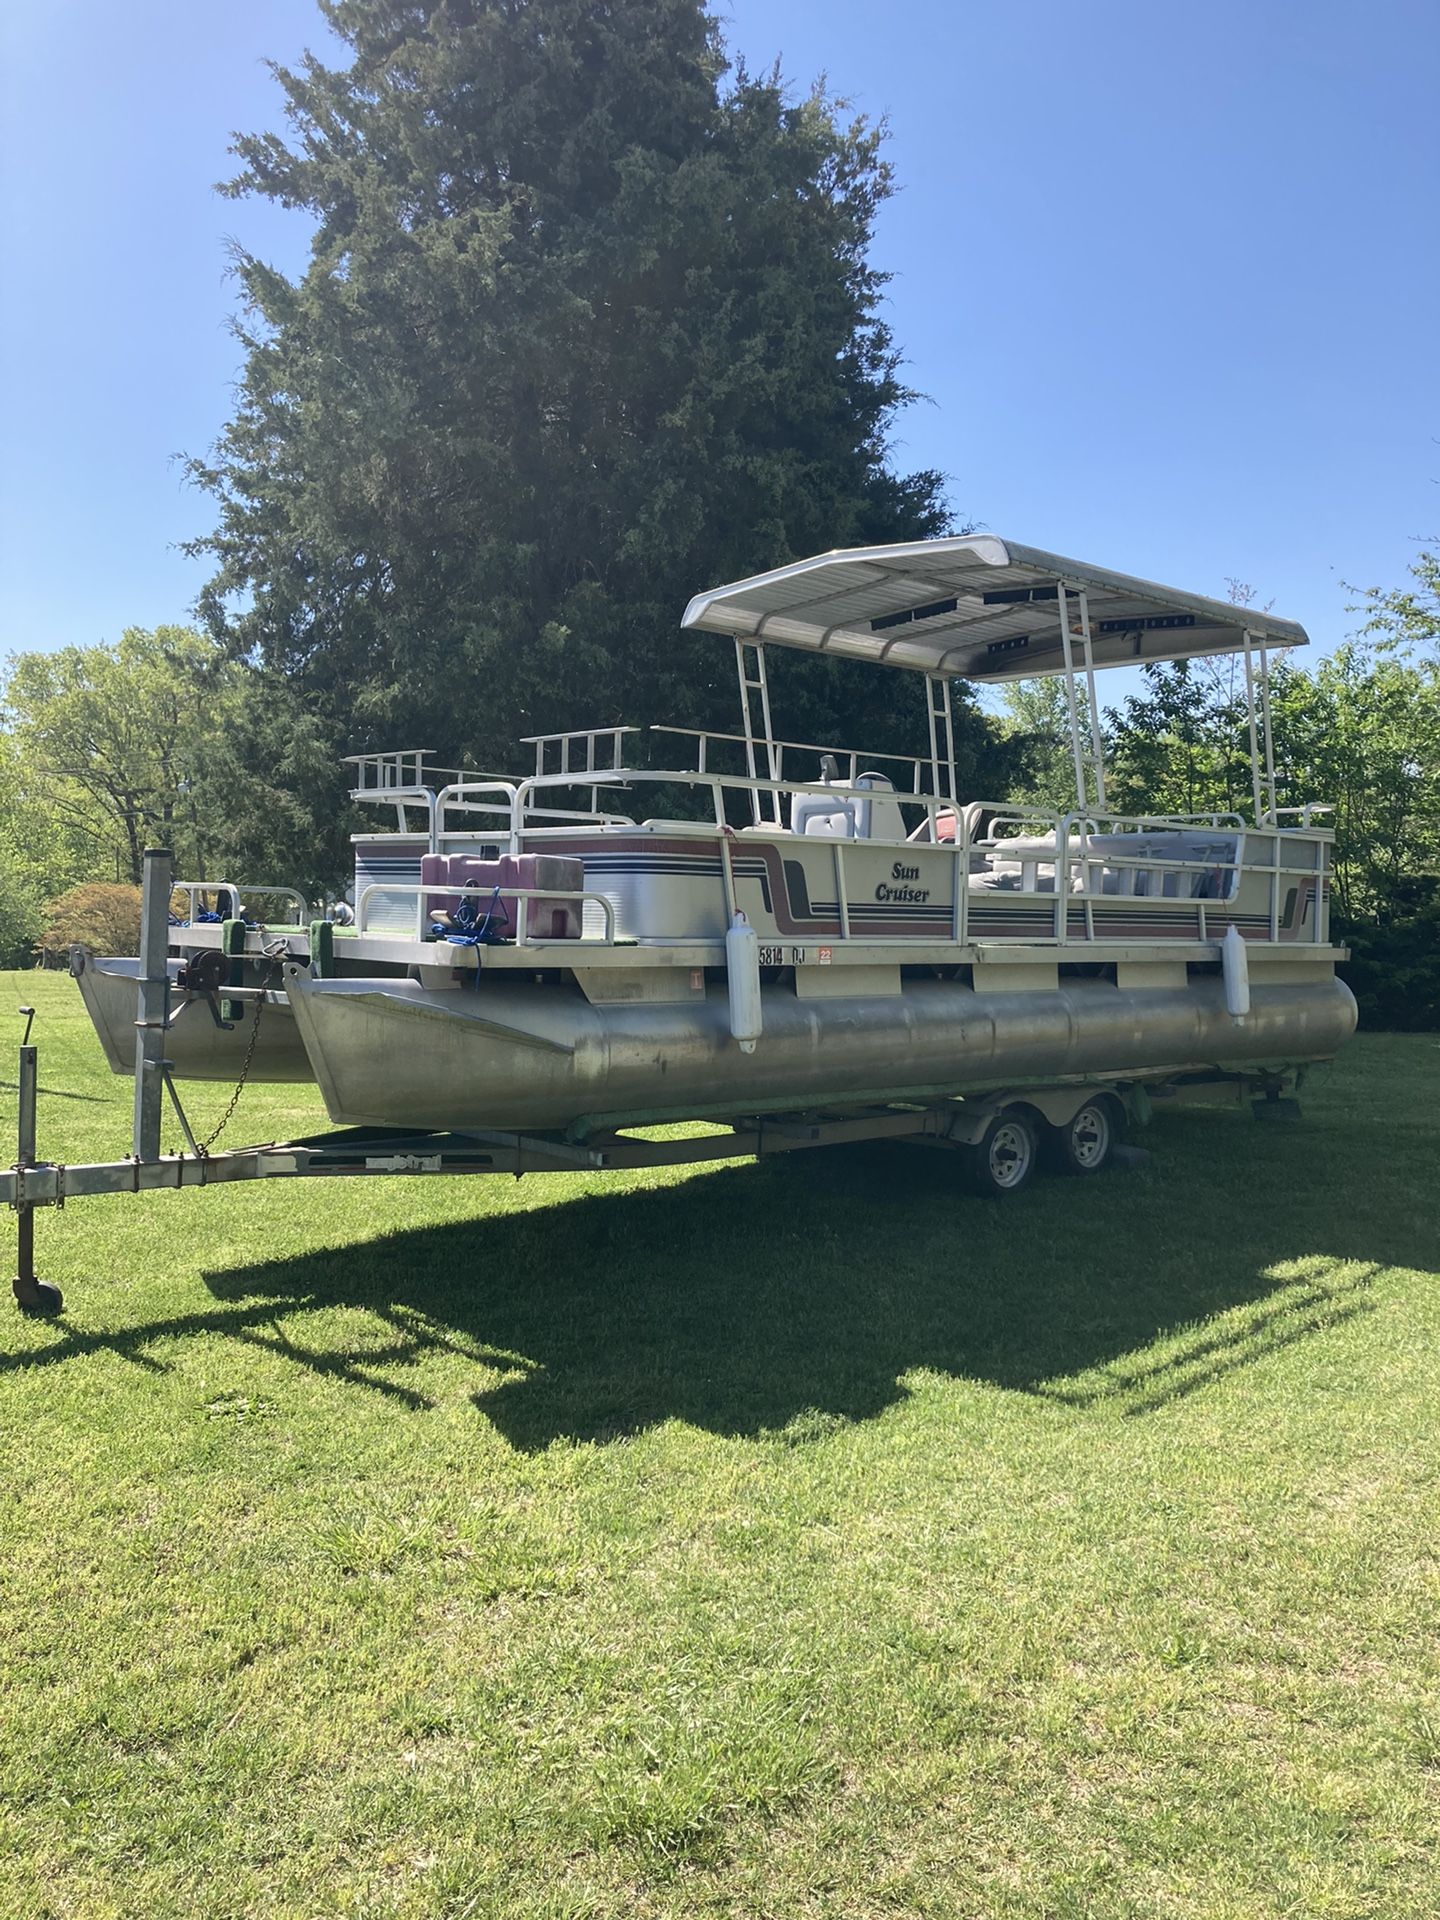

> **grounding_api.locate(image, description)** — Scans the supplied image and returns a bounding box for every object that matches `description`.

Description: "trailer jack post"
[11,1023,61,1316]
[133,848,174,1164]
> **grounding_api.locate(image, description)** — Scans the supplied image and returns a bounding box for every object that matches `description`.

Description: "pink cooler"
[420,852,584,939]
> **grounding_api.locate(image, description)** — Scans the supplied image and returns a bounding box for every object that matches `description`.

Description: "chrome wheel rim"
[988,1120,1032,1189]
[1070,1103,1110,1169]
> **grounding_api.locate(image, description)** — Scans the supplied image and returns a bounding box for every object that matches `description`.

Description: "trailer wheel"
[967,1109,1038,1196]
[1047,1096,1117,1176]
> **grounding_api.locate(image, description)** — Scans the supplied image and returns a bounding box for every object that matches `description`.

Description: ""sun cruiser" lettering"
[876,860,931,904]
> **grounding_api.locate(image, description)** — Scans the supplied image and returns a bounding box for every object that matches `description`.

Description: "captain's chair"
[792,790,856,837]
[792,770,904,840]
[851,772,904,840]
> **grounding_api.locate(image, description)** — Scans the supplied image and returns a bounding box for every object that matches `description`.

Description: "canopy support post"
[1075,588,1107,812]
[1241,629,1277,825]
[734,638,781,827]
[1056,584,1088,813]
[1055,583,1108,817]
[924,674,958,807]
[1259,645,1277,826]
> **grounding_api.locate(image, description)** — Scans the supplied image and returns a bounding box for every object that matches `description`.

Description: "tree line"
[4,0,1435,1023]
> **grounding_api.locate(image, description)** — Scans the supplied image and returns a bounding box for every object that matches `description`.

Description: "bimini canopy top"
[681,536,1308,682]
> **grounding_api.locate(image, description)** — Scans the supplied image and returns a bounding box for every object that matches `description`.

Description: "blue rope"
[429,885,508,949]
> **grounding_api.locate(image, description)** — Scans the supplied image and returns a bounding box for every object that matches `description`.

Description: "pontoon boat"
[73,536,1356,1186]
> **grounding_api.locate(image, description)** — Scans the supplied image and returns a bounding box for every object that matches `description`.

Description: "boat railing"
[348,754,529,843]
[648,724,944,794]
[1040,812,1330,942]
[433,779,517,833]
[354,882,618,945]
[435,768,1292,855]
[344,748,435,795]
[520,726,644,782]
[1011,814,1252,899]
[501,770,1332,941]
[1268,803,1337,829]
[509,766,959,840]
[170,881,310,928]
[361,761,1333,951]
[347,750,439,836]
[499,768,1263,848]
[436,778,637,841]
[1068,812,1252,831]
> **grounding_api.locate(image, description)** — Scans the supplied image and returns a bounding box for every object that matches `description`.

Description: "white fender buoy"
[1222,922,1250,1022]
[725,911,762,1054]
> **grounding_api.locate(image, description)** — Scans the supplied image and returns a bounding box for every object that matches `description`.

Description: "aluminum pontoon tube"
[74,956,316,1084]
[283,970,1357,1135]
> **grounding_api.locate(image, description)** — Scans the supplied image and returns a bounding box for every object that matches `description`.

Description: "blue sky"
[1,0,1436,670]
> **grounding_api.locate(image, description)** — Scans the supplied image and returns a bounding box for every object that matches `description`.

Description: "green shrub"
[37,883,142,959]
[1337,878,1440,1031]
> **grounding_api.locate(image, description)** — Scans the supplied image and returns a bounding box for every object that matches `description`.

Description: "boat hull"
[284,969,1358,1134]
[75,958,316,1084]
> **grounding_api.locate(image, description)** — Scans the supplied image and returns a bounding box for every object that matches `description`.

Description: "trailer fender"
[938,1085,1122,1146]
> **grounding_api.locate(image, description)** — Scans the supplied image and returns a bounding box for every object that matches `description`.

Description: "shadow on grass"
[0,1080,112,1104]
[7,1115,1436,1443]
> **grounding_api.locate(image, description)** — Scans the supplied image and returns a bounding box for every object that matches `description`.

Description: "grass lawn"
[1,970,1439,1917]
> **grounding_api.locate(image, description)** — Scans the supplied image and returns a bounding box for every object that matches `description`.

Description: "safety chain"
[196,955,281,1156]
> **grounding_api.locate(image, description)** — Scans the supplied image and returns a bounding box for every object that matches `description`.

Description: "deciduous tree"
[3,627,244,885]
[0,734,89,966]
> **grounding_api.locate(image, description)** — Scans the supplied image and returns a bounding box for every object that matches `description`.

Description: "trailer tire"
[966,1108,1039,1197]
[1046,1095,1118,1176]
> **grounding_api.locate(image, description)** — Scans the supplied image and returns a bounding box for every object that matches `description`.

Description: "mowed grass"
[1,973,1439,1918]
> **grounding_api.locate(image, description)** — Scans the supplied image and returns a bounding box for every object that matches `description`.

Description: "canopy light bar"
[982,585,1061,606]
[1096,614,1197,635]
[870,597,959,633]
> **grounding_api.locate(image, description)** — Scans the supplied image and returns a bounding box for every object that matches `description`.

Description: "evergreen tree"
[189,0,1008,877]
